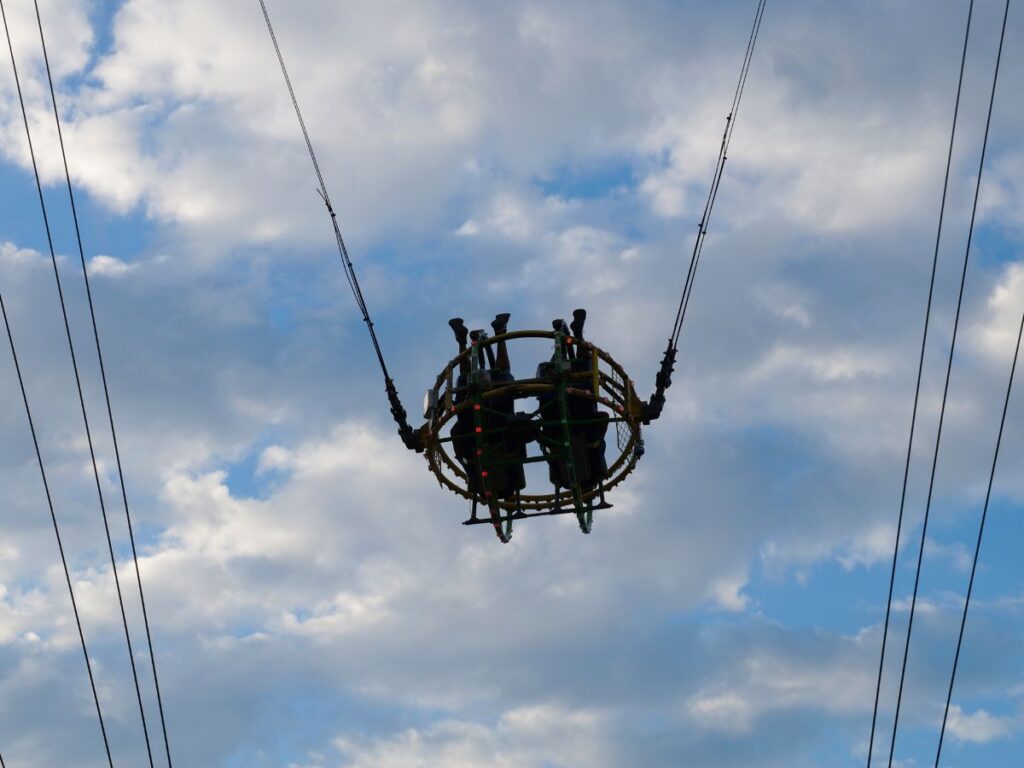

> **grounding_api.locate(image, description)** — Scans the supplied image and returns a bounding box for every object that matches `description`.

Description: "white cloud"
[972,262,1024,361]
[686,643,875,735]
[945,705,1016,744]
[707,571,750,612]
[748,343,892,384]
[336,704,611,768]
[2,1,1024,765]
[88,254,136,277]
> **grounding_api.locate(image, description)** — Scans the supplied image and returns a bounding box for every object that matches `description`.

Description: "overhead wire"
[0,2,156,764]
[864,1,977,764]
[934,308,1023,768]
[0,293,113,767]
[29,1,174,764]
[886,1,1011,764]
[257,0,415,446]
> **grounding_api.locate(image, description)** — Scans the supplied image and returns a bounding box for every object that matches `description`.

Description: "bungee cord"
[865,1,977,764]
[671,0,766,348]
[646,0,767,422]
[258,0,767,433]
[30,0,175,763]
[0,2,155,764]
[257,0,416,448]
[886,2,1011,764]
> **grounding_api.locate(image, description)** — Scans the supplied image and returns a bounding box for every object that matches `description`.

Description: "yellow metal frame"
[418,330,645,513]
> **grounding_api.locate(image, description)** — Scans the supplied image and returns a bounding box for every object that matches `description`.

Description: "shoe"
[449,317,469,344]
[491,312,511,335]
[570,308,587,338]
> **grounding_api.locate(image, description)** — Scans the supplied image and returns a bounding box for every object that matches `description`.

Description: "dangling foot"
[449,317,469,345]
[491,312,511,335]
[571,308,587,339]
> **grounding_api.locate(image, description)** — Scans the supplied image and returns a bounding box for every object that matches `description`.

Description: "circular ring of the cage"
[425,379,641,511]
[423,331,642,511]
[427,329,631,396]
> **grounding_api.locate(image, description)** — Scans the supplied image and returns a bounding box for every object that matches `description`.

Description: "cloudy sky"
[1,0,1023,765]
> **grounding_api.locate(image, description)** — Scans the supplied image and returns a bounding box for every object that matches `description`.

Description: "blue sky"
[1,0,1024,766]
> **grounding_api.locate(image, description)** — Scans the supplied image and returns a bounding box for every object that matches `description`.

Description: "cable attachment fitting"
[316,187,336,217]
[642,342,677,424]
[386,377,423,452]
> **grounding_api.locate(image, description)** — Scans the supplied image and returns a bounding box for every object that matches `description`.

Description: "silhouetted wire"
[0,295,113,767]
[257,0,392,380]
[29,2,175,765]
[934,308,1022,767]
[864,2,976,765]
[0,3,155,765]
[670,0,767,350]
[887,2,1010,765]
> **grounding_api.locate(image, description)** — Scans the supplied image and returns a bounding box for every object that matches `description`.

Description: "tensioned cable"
[257,0,417,445]
[0,3,155,764]
[669,0,767,350]
[0,292,113,767]
[864,1,977,765]
[887,1,1010,764]
[257,0,391,380]
[30,2,174,764]
[934,308,1023,767]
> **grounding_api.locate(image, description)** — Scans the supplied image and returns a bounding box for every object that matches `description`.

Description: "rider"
[448,313,527,500]
[536,308,609,492]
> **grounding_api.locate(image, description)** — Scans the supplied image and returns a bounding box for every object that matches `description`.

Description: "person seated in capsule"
[535,309,609,493]
[447,313,529,501]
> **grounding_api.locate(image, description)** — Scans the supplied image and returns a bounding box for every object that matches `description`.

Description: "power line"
[0,291,113,767]
[0,7,115,767]
[865,1,976,764]
[0,4,155,765]
[934,307,1023,767]
[30,1,175,764]
[887,1,1011,764]
[257,0,416,448]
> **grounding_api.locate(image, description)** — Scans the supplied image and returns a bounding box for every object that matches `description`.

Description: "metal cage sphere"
[418,330,646,542]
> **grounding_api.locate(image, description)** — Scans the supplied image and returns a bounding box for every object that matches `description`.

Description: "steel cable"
[670,0,767,350]
[0,290,113,767]
[0,2,155,764]
[934,309,1023,767]
[30,1,174,764]
[887,2,1011,764]
[865,1,976,764]
[257,0,392,378]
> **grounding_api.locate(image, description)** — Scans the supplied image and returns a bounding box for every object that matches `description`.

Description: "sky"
[1,0,1023,766]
